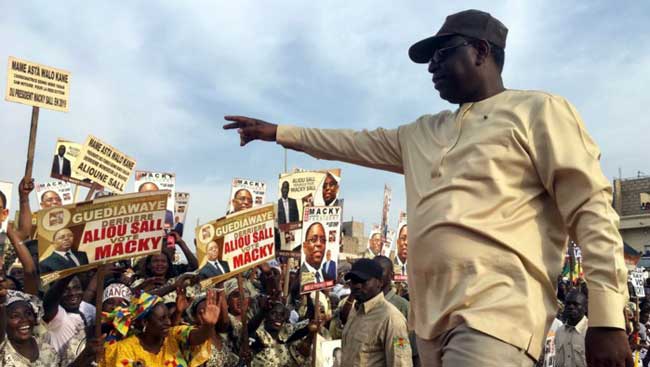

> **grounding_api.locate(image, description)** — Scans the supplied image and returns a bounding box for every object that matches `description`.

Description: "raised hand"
[199,288,221,326]
[18,177,35,199]
[223,116,278,146]
[585,327,633,367]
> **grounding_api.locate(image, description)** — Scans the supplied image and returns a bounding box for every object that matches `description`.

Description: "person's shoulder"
[501,89,574,110]
[381,298,407,321]
[400,111,455,131]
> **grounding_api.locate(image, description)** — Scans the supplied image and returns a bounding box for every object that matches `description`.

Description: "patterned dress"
[250,320,311,367]
[0,336,62,367]
[103,325,211,367]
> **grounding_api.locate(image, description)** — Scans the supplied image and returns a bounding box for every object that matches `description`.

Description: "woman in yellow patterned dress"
[103,290,220,367]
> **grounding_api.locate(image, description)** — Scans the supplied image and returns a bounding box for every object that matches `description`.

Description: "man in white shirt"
[555,290,588,367]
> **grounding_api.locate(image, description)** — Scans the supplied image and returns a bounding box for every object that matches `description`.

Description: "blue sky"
[1,1,649,245]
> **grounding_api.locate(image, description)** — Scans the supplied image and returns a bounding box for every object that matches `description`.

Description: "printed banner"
[135,170,175,230]
[392,218,408,282]
[300,206,341,293]
[5,57,70,112]
[630,268,645,298]
[277,168,341,254]
[174,192,190,235]
[51,139,96,188]
[36,191,168,284]
[380,184,392,242]
[227,178,266,214]
[35,180,73,209]
[73,135,136,193]
[196,204,275,287]
[0,181,13,235]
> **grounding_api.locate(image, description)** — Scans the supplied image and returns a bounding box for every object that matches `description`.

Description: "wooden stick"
[311,291,321,367]
[72,184,80,204]
[282,263,290,299]
[24,106,40,182]
[85,182,99,201]
[94,263,108,364]
[237,274,250,362]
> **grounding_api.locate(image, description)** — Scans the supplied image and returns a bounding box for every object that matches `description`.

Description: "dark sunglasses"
[431,41,470,63]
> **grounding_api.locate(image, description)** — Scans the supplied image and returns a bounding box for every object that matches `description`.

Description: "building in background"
[613,175,650,254]
[340,220,368,259]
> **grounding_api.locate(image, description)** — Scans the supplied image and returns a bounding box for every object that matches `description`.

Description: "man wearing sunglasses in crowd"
[224,9,630,367]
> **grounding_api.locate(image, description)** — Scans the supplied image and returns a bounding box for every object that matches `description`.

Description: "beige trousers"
[416,324,536,367]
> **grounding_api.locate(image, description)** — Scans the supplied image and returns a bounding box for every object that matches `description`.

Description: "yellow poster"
[73,135,136,193]
[196,204,275,288]
[5,57,70,112]
[36,191,168,285]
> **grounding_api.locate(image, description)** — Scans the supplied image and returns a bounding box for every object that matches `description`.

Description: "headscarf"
[102,282,133,303]
[4,290,43,320]
[103,291,162,337]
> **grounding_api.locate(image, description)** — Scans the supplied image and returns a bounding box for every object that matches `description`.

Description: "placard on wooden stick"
[5,57,71,181]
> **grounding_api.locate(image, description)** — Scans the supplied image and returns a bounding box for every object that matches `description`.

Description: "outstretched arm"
[7,223,39,295]
[223,116,404,173]
[174,232,198,271]
[16,178,34,239]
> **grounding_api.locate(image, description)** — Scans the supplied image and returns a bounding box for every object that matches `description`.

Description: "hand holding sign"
[223,116,278,146]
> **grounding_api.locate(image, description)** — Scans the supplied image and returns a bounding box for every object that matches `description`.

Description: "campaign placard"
[364,225,382,259]
[135,171,175,230]
[73,135,136,193]
[36,191,168,284]
[380,184,392,240]
[300,206,341,293]
[5,57,70,112]
[196,204,275,288]
[35,180,73,209]
[0,181,13,236]
[51,138,96,188]
[227,178,266,214]
[174,192,190,235]
[630,268,646,298]
[317,338,342,367]
[392,218,408,282]
[381,228,395,257]
[277,169,341,254]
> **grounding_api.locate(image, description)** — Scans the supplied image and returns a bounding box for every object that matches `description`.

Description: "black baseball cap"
[408,9,508,64]
[344,258,383,282]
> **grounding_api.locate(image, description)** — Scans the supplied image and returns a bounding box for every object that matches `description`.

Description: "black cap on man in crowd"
[344,258,383,282]
[409,9,508,64]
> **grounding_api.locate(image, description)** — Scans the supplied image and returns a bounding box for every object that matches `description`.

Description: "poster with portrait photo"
[392,218,408,282]
[36,191,168,285]
[196,204,275,288]
[381,228,395,257]
[135,171,175,231]
[0,181,13,236]
[364,224,383,259]
[277,168,342,255]
[174,192,190,236]
[300,206,341,294]
[227,178,266,214]
[318,338,342,367]
[51,138,95,188]
[35,180,73,210]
